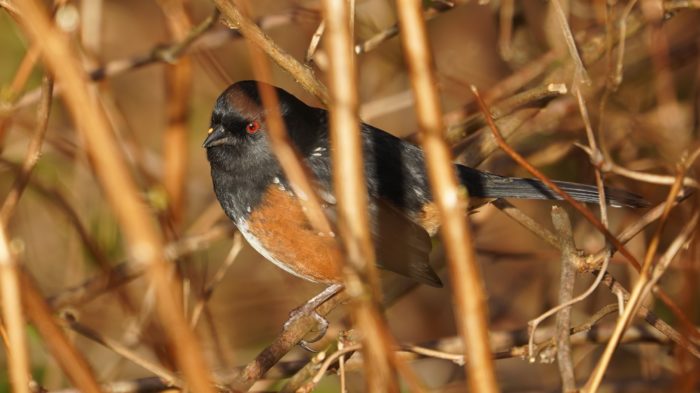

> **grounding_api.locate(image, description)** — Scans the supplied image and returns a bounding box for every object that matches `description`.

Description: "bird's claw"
[284,305,330,352]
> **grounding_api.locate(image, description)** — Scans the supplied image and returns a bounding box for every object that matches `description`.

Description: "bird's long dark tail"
[457,166,648,208]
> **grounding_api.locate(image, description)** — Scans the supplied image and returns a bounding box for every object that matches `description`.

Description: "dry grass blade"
[306,20,325,62]
[551,0,591,85]
[395,1,499,391]
[0,225,30,393]
[13,1,215,391]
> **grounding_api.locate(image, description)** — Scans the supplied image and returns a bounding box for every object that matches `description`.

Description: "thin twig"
[397,2,498,392]
[190,233,243,327]
[308,344,362,388]
[354,0,463,55]
[47,224,232,309]
[648,211,699,289]
[62,316,182,387]
[1,76,53,224]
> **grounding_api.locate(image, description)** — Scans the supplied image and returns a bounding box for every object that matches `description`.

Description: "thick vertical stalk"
[323,0,398,391]
[395,1,500,391]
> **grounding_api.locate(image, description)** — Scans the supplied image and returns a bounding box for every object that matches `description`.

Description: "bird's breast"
[235,185,345,283]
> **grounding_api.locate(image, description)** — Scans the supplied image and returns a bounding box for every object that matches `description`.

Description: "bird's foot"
[284,283,344,352]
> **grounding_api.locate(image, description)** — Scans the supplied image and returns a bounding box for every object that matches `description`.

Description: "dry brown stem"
[354,0,464,55]
[159,0,194,229]
[305,20,325,62]
[0,225,30,393]
[551,206,577,392]
[396,1,499,392]
[323,0,400,391]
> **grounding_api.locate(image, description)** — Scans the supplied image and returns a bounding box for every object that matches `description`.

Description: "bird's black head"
[203,80,323,172]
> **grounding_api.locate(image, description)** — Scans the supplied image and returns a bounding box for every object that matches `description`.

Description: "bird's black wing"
[304,137,442,287]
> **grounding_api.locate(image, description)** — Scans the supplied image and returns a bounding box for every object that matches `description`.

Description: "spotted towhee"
[203,80,647,348]
[204,80,646,290]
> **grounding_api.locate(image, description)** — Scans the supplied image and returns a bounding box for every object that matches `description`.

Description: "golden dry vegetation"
[0,0,699,392]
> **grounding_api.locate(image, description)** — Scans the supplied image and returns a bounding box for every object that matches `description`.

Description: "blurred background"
[1,0,699,391]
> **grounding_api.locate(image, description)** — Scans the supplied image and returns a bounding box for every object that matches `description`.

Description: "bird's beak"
[202,126,233,148]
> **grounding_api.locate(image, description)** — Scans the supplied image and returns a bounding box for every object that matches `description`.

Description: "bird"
[203,80,646,345]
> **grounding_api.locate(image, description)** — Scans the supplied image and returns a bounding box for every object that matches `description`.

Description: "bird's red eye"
[246,121,260,134]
